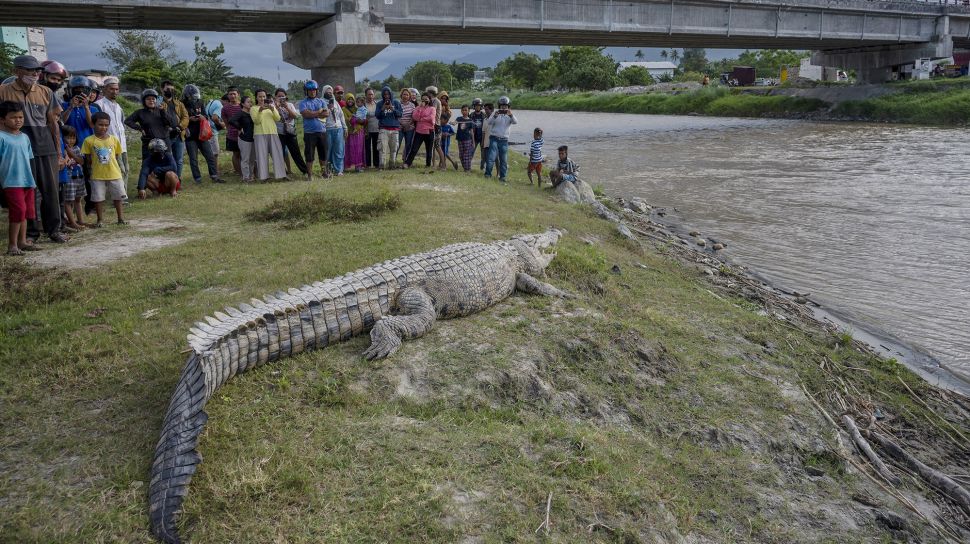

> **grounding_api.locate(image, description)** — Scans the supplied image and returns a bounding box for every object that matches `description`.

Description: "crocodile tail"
[149,352,209,544]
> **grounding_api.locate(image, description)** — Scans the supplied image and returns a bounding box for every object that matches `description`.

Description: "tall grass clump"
[247,188,401,228]
[833,87,970,125]
[512,87,826,118]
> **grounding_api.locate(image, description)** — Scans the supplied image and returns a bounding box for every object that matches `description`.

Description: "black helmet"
[183,84,201,101]
[472,98,483,106]
[141,88,160,104]
[68,75,92,95]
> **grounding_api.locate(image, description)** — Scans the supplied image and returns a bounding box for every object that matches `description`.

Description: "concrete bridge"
[4,0,970,84]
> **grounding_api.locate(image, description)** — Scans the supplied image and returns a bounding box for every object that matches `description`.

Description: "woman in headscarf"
[343,92,366,173]
[321,84,346,176]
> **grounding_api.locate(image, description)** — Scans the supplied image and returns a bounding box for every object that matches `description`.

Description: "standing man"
[205,93,225,159]
[0,55,67,243]
[160,80,188,180]
[221,86,242,176]
[95,77,128,187]
[299,80,328,180]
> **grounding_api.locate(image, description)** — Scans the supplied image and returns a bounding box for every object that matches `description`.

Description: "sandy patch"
[25,218,194,269]
[405,183,467,193]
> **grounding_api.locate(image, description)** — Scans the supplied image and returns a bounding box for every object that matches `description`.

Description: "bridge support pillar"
[281,2,389,91]
[812,17,953,83]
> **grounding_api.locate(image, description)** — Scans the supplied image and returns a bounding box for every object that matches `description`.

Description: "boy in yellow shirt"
[81,111,128,226]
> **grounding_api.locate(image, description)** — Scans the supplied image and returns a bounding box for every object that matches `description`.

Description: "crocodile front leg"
[363,287,437,360]
[515,272,572,298]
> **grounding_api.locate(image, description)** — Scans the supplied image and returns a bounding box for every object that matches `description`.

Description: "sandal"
[92,222,104,229]
[117,219,129,226]
[21,243,41,252]
[6,248,24,256]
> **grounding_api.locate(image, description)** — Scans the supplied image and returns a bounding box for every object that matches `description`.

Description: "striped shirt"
[529,137,544,162]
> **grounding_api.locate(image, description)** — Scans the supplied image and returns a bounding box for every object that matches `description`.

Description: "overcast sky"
[46,28,741,86]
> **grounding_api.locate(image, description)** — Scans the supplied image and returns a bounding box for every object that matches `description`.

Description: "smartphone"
[264,98,273,105]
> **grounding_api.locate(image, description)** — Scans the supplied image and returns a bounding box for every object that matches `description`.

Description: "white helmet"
[498,96,510,106]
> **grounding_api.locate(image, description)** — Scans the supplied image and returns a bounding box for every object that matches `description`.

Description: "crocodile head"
[510,228,563,275]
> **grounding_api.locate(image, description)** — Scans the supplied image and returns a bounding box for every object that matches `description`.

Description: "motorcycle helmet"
[182,84,201,101]
[141,88,160,104]
[304,80,319,95]
[497,96,510,106]
[148,138,168,153]
[68,75,92,96]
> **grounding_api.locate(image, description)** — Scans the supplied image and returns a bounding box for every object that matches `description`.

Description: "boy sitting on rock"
[549,145,580,188]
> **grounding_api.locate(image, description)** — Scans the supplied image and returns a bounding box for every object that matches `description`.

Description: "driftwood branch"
[867,430,970,516]
[535,491,552,536]
[842,415,901,486]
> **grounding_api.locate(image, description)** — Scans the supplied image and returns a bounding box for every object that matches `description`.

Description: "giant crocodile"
[149,229,567,543]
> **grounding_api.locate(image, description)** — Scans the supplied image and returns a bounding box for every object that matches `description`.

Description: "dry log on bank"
[842,415,901,485]
[866,430,970,515]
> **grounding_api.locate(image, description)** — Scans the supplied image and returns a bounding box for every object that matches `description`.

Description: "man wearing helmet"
[180,84,221,184]
[61,76,100,152]
[469,98,486,162]
[484,96,517,183]
[41,61,68,99]
[144,138,181,197]
[124,88,176,199]
[299,80,328,180]
[0,55,68,243]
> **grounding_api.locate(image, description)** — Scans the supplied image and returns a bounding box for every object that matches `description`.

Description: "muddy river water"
[506,110,970,390]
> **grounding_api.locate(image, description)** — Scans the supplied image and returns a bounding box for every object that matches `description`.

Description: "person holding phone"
[484,96,517,183]
[274,88,307,177]
[250,88,287,181]
[375,86,402,169]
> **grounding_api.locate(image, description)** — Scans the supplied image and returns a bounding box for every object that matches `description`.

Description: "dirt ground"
[23,218,192,270]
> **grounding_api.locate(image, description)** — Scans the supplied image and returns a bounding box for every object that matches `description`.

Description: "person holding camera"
[251,88,287,181]
[274,88,307,177]
[375,86,403,170]
[160,81,188,180]
[484,96,517,183]
[61,76,101,217]
[181,84,221,184]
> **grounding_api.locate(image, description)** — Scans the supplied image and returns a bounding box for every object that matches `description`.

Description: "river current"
[506,110,970,390]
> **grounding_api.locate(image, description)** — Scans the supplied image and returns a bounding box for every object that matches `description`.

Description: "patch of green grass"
[833,87,970,125]
[245,187,401,228]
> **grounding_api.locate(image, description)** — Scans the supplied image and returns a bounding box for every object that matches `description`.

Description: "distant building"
[1,27,47,61]
[617,61,677,79]
[473,70,491,85]
[72,69,116,87]
[783,58,844,82]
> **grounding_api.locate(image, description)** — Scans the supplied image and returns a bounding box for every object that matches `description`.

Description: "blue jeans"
[398,129,414,160]
[327,128,345,173]
[185,138,219,182]
[171,138,185,180]
[484,137,508,180]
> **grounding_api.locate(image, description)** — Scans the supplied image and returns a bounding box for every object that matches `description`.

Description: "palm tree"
[670,49,681,63]
[660,50,668,60]
[635,49,645,61]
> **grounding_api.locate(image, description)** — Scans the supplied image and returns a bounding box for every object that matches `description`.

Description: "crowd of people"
[0,54,582,257]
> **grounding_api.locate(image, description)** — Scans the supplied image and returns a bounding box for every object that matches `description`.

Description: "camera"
[264,98,273,105]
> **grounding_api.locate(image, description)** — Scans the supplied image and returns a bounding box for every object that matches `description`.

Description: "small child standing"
[439,112,458,170]
[549,145,580,187]
[0,101,39,255]
[454,104,476,172]
[59,125,88,230]
[527,128,544,186]
[82,112,128,227]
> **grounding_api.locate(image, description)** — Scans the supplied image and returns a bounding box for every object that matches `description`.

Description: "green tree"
[449,61,477,88]
[287,79,309,96]
[551,46,618,91]
[190,37,232,89]
[493,52,542,89]
[402,60,453,90]
[660,50,668,60]
[121,57,176,89]
[100,30,178,74]
[1,43,26,76]
[680,48,707,73]
[226,75,276,95]
[706,50,809,79]
[618,65,654,86]
[669,49,681,63]
[634,49,645,61]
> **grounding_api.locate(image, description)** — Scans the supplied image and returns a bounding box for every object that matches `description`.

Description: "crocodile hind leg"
[363,287,437,360]
[516,272,572,298]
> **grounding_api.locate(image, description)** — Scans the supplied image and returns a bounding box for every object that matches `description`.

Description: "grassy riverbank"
[462,77,970,125]
[2,146,969,542]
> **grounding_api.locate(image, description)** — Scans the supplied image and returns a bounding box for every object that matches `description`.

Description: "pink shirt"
[412,105,436,135]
